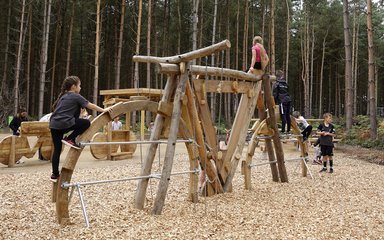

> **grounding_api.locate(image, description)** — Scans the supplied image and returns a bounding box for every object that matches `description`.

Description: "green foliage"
[343,115,384,150]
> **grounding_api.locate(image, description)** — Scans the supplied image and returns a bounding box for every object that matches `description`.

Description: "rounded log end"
[224,39,231,48]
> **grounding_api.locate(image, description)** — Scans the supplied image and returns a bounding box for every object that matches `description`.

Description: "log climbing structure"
[53,39,310,225]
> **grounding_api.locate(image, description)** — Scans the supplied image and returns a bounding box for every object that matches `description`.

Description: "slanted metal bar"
[79,139,194,147]
[249,160,278,168]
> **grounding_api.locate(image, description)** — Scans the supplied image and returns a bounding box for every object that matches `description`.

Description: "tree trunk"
[367,0,377,139]
[210,0,218,123]
[146,0,152,126]
[192,0,199,64]
[65,0,76,78]
[176,0,181,54]
[343,0,353,129]
[319,29,328,118]
[1,0,12,99]
[225,0,231,125]
[270,0,275,74]
[14,0,27,115]
[242,0,249,72]
[50,0,63,108]
[38,0,52,118]
[309,24,315,117]
[285,0,291,82]
[93,0,101,116]
[26,4,32,114]
[133,0,143,128]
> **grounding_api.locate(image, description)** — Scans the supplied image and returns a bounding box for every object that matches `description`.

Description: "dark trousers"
[50,118,90,176]
[279,102,291,132]
[302,125,313,139]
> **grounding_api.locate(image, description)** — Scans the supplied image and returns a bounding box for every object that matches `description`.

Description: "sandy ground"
[1,133,384,239]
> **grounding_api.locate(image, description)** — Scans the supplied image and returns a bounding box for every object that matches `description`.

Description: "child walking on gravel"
[49,76,107,182]
[317,113,336,173]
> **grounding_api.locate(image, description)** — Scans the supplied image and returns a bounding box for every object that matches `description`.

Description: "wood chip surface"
[1,141,383,239]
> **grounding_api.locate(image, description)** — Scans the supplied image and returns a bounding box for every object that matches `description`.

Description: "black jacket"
[9,116,28,135]
[272,78,291,104]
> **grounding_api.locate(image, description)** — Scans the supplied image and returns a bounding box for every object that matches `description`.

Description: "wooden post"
[107,122,112,160]
[180,102,199,203]
[257,90,279,182]
[153,64,189,215]
[185,81,223,194]
[140,110,145,140]
[263,75,288,182]
[134,75,177,210]
[8,135,16,167]
[223,81,262,192]
[290,117,308,177]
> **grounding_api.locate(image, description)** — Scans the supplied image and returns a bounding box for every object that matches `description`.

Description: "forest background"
[0,0,383,147]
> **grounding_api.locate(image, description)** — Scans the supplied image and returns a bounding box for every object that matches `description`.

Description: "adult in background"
[273,70,292,134]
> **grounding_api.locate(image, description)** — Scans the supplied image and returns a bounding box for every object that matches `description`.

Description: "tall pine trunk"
[14,0,27,115]
[38,0,52,118]
[285,0,291,82]
[146,0,152,126]
[210,0,218,122]
[343,0,353,129]
[1,0,12,99]
[367,0,377,139]
[93,0,101,115]
[270,0,275,74]
[114,0,126,89]
[133,0,143,128]
[65,0,75,77]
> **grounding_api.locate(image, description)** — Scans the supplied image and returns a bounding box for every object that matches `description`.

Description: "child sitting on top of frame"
[292,111,313,142]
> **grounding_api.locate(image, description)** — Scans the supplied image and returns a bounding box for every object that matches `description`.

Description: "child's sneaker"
[50,174,60,182]
[329,168,334,173]
[319,168,327,173]
[62,138,81,150]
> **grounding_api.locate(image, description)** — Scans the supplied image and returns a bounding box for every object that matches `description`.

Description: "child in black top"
[317,113,336,173]
[272,70,292,134]
[9,108,28,136]
[49,76,107,182]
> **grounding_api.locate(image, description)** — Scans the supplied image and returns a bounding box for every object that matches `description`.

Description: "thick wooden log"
[100,88,163,99]
[263,75,288,183]
[243,129,259,190]
[194,86,226,185]
[256,92,279,182]
[20,121,50,136]
[180,101,199,203]
[134,76,177,210]
[153,70,189,215]
[223,81,261,192]
[133,39,230,64]
[193,80,254,94]
[156,63,271,83]
[185,82,223,194]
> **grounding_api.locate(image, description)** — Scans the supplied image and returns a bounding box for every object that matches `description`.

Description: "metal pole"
[79,139,194,147]
[76,184,90,228]
[249,160,278,168]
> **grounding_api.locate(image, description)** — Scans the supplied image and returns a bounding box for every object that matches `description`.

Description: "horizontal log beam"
[133,39,231,64]
[156,63,274,83]
[193,80,253,94]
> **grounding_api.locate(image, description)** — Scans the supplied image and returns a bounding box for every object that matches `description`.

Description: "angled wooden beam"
[133,40,230,64]
[153,68,189,215]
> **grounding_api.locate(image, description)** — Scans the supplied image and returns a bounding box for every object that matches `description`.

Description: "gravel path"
[1,140,383,239]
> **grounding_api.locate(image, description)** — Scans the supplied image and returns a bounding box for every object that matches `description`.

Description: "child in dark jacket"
[9,109,28,136]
